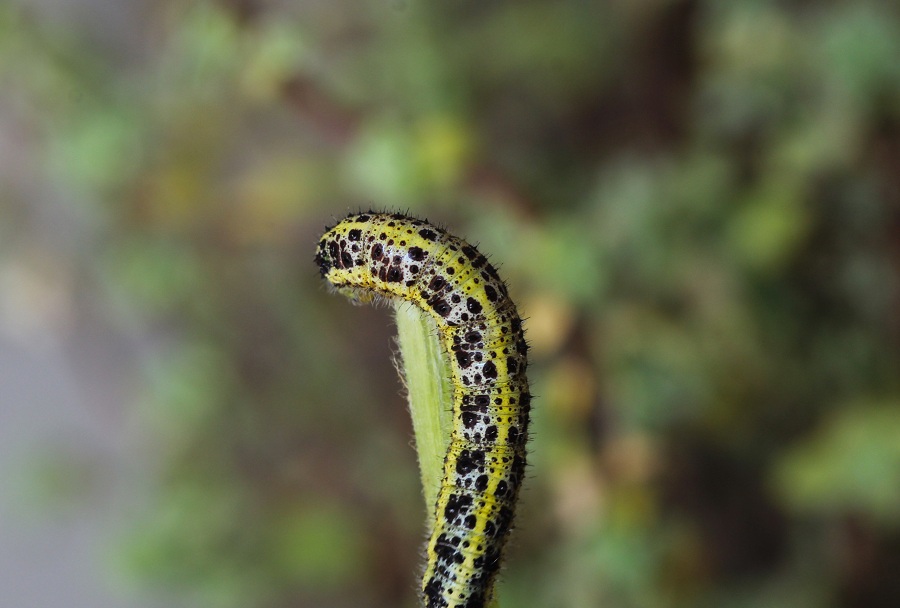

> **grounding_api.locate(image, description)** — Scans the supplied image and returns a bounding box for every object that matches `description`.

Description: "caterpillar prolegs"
[315,212,530,608]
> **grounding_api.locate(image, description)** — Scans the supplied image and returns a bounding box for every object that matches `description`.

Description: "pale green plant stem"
[394,302,501,608]
[394,302,453,510]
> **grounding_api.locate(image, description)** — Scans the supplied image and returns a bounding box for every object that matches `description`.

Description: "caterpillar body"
[315,212,530,608]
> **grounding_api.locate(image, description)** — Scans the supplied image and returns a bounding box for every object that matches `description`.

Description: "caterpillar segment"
[315,212,530,608]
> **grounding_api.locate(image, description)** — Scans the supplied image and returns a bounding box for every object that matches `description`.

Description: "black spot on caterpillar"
[315,212,530,608]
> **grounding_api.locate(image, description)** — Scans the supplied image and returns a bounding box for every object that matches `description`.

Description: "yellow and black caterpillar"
[315,212,530,608]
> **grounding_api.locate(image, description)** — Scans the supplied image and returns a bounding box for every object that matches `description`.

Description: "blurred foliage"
[3,0,900,607]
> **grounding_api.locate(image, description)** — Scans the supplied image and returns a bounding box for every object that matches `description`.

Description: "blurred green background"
[1,0,899,607]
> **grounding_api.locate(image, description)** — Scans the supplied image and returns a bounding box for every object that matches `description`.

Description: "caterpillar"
[315,212,530,608]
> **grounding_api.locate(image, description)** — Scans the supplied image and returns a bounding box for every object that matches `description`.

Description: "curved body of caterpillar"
[315,212,530,608]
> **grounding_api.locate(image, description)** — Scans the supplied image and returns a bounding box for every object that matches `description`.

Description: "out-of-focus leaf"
[817,5,900,104]
[345,120,419,205]
[727,181,809,273]
[415,115,474,189]
[271,503,366,589]
[775,402,900,524]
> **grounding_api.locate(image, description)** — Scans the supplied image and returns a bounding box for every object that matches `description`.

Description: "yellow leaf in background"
[544,357,596,419]
[727,181,810,273]
[230,155,325,244]
[415,115,474,188]
[146,165,214,230]
[519,292,575,357]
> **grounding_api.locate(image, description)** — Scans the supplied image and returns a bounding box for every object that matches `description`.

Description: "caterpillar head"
[315,227,379,305]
